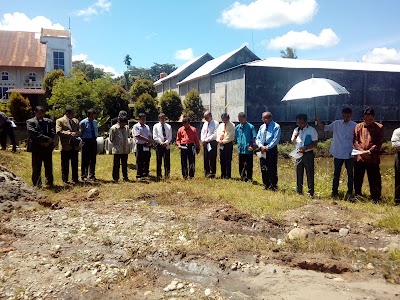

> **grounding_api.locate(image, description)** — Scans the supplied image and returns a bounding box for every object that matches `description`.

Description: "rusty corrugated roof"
[6,88,45,95]
[41,28,70,38]
[0,30,47,68]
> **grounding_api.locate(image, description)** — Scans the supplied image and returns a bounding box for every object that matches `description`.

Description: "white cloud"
[72,53,121,77]
[0,12,64,32]
[174,48,194,61]
[145,32,158,40]
[267,28,340,50]
[362,47,400,64]
[218,0,317,29]
[76,0,112,17]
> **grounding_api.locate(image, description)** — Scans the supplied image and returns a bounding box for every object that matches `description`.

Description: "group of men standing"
[20,104,400,205]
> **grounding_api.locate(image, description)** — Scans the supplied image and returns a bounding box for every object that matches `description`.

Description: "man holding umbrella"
[316,107,357,198]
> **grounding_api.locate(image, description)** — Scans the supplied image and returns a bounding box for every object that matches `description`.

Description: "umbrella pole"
[314,98,317,125]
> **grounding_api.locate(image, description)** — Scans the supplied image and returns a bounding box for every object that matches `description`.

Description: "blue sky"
[1,0,400,76]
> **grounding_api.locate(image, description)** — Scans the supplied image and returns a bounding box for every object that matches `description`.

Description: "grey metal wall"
[245,66,400,122]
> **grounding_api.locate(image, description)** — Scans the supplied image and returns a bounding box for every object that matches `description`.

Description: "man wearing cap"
[133,113,152,181]
[109,117,130,182]
[201,111,219,178]
[56,107,82,185]
[176,117,200,179]
[217,113,235,179]
[153,113,172,179]
[26,106,55,188]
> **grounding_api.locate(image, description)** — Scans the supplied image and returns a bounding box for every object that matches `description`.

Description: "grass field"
[1,146,399,233]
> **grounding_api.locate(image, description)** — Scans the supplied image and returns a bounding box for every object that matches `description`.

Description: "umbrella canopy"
[282,78,349,101]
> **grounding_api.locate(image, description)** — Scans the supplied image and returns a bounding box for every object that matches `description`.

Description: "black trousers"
[81,139,97,179]
[156,145,170,178]
[31,150,53,187]
[0,123,17,151]
[333,158,354,195]
[395,153,400,204]
[180,144,195,178]
[204,140,217,177]
[239,154,254,181]
[61,150,79,183]
[260,146,278,190]
[113,154,128,181]
[296,151,314,195]
[354,161,382,201]
[136,144,151,178]
[220,141,233,179]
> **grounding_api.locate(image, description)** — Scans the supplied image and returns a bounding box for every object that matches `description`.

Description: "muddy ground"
[1,167,400,299]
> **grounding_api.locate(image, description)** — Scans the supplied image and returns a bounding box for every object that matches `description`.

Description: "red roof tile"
[6,88,45,95]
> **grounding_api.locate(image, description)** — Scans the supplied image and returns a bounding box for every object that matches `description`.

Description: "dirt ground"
[1,166,400,300]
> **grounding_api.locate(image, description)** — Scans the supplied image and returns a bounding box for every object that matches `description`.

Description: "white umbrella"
[282,77,350,124]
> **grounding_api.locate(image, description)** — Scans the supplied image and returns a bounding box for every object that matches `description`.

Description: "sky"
[1,0,400,77]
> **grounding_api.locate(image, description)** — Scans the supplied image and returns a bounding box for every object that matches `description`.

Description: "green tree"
[129,79,157,101]
[91,77,129,119]
[183,89,204,121]
[280,47,298,59]
[72,60,111,80]
[42,69,65,98]
[149,63,177,81]
[159,90,183,121]
[47,72,95,119]
[123,54,132,69]
[7,92,32,121]
[134,93,159,121]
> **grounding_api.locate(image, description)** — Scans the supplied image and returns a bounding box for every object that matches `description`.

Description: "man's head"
[138,113,146,124]
[341,107,352,123]
[118,110,127,118]
[262,111,273,125]
[65,107,75,119]
[221,113,230,124]
[204,111,212,122]
[296,113,308,129]
[362,107,375,126]
[34,106,45,119]
[87,108,96,121]
[158,113,166,124]
[118,117,128,126]
[238,112,247,125]
[182,117,191,129]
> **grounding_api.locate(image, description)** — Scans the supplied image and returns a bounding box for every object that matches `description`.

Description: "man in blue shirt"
[235,112,257,182]
[256,112,281,190]
[316,107,357,198]
[79,109,99,181]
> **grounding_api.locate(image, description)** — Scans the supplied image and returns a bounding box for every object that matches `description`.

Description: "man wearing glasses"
[256,112,281,191]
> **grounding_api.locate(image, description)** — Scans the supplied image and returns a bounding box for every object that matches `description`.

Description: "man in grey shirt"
[316,107,357,198]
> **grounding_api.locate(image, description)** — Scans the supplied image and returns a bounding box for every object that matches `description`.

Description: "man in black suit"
[26,106,55,188]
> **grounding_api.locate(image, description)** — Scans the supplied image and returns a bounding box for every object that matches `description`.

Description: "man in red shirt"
[176,117,200,179]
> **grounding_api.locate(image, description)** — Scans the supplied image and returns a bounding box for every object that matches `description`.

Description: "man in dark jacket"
[26,106,55,188]
[0,111,17,152]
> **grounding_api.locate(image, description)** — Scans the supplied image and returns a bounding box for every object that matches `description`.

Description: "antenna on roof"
[68,17,71,30]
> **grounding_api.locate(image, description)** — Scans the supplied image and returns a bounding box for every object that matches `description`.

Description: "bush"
[7,92,32,122]
[159,90,183,121]
[43,69,65,98]
[134,93,159,121]
[183,89,204,121]
[129,79,157,101]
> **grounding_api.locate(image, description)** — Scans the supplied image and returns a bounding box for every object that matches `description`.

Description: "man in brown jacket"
[353,107,384,202]
[56,107,81,185]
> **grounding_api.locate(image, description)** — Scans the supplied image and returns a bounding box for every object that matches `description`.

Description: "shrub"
[183,89,204,121]
[7,92,32,121]
[159,90,183,121]
[129,79,157,101]
[43,69,65,98]
[134,93,159,121]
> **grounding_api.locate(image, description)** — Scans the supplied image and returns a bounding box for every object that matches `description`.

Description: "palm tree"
[123,54,132,69]
[280,47,298,59]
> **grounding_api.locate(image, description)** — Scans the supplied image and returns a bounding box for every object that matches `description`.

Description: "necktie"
[220,123,226,141]
[162,124,166,141]
[90,121,95,139]
[69,119,74,129]
[263,124,268,145]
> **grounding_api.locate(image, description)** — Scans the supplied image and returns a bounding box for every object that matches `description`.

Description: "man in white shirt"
[316,107,357,198]
[153,113,172,179]
[201,111,219,178]
[133,113,152,180]
[391,127,400,205]
[291,114,318,197]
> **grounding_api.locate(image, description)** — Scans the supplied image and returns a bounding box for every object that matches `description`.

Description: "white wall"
[40,36,72,76]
